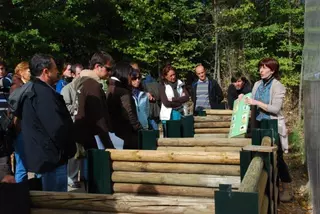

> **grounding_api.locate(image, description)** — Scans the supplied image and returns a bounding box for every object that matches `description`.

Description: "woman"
[56,63,72,94]
[10,61,31,183]
[107,62,142,149]
[129,69,150,130]
[159,64,189,135]
[241,57,292,202]
[227,73,252,110]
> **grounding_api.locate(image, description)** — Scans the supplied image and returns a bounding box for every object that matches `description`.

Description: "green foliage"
[289,120,305,163]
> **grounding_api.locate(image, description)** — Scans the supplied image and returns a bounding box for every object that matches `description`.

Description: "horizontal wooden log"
[194,128,230,134]
[194,134,229,138]
[242,145,277,153]
[30,191,215,214]
[194,116,231,123]
[106,149,240,164]
[261,195,269,214]
[194,122,230,128]
[239,156,264,192]
[258,170,268,209]
[204,109,233,115]
[157,146,242,153]
[113,161,240,176]
[112,172,240,188]
[31,209,126,214]
[113,183,217,197]
[157,138,250,147]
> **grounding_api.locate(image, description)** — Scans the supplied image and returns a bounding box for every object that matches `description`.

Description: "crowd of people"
[0,52,292,202]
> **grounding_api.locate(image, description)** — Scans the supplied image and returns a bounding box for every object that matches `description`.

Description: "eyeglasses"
[100,65,112,71]
[131,76,141,81]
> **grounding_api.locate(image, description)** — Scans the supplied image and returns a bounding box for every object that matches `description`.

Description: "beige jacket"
[252,79,288,152]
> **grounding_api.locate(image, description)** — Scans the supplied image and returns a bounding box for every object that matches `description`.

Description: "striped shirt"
[195,78,211,110]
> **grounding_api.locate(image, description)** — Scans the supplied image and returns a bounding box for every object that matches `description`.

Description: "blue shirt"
[255,79,273,121]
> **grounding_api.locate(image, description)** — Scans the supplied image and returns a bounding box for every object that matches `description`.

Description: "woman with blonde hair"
[10,61,31,183]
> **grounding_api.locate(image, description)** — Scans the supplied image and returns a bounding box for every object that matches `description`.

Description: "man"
[227,73,252,110]
[73,51,115,150]
[191,64,224,114]
[9,54,76,192]
[0,61,13,184]
[61,63,84,188]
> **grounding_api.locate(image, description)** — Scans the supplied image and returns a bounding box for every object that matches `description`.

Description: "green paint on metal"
[215,184,259,214]
[87,149,113,194]
[181,115,194,137]
[240,151,252,181]
[138,130,159,150]
[252,129,261,145]
[166,120,182,138]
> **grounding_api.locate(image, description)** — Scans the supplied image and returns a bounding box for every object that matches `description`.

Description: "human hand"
[147,93,155,101]
[245,97,257,106]
[238,94,244,100]
[1,175,16,183]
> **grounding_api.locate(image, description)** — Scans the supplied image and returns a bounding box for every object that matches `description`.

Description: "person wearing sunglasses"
[129,69,150,130]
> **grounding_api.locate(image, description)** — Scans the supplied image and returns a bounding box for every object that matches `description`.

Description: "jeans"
[37,164,68,192]
[67,158,81,185]
[149,119,159,130]
[14,133,28,183]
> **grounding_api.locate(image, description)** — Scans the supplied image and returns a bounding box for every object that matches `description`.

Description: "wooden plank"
[194,116,232,123]
[204,109,233,115]
[242,145,277,153]
[157,137,250,147]
[113,161,240,176]
[157,138,251,147]
[194,122,230,128]
[194,128,230,134]
[31,209,128,214]
[194,134,229,138]
[112,172,241,188]
[157,146,242,153]
[113,183,217,197]
[30,191,215,214]
[106,149,240,165]
[239,156,264,192]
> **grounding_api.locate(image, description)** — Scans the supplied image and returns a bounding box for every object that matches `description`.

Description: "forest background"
[0,0,304,149]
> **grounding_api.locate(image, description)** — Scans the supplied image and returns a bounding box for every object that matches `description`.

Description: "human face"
[195,66,206,81]
[259,65,274,80]
[97,61,112,80]
[0,65,6,78]
[165,70,176,83]
[63,64,72,77]
[75,66,82,78]
[47,59,59,85]
[21,68,31,83]
[234,79,244,90]
[131,75,141,88]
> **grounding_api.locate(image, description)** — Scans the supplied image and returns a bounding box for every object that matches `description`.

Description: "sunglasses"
[131,76,141,81]
[100,65,112,71]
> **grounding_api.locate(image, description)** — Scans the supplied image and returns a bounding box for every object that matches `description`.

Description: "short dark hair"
[231,72,247,83]
[89,51,114,70]
[111,61,134,88]
[30,53,54,77]
[258,57,280,79]
[71,63,84,73]
[0,60,6,67]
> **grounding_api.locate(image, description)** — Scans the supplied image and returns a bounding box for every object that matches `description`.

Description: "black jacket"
[191,77,224,112]
[107,79,142,149]
[20,79,76,173]
[227,82,252,110]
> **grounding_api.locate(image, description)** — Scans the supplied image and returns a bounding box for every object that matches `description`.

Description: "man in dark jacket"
[191,64,224,114]
[227,73,252,110]
[11,54,76,192]
[73,52,115,150]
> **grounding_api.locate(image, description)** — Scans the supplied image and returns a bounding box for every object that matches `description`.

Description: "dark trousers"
[0,156,11,181]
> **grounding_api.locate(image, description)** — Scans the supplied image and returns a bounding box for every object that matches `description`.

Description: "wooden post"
[194,116,232,122]
[157,137,251,147]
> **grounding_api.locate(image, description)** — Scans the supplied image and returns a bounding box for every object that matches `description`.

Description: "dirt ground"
[278,153,311,214]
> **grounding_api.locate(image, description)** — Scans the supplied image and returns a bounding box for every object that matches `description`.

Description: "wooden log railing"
[88,149,241,198]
